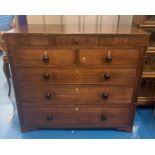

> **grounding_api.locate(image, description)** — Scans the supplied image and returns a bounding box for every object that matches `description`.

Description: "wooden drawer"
[16,67,136,85]
[5,34,150,47]
[21,105,130,128]
[12,48,75,66]
[79,48,139,67]
[57,36,97,47]
[17,84,133,105]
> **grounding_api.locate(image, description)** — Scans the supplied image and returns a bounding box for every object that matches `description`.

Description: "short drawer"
[16,67,136,86]
[79,48,139,67]
[12,48,76,66]
[21,105,130,128]
[57,36,97,47]
[17,84,134,105]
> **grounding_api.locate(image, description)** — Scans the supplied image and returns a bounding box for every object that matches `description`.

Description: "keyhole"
[76,88,79,92]
[82,57,86,61]
[75,107,79,111]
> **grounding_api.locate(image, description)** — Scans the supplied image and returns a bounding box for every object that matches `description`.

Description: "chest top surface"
[3,24,149,35]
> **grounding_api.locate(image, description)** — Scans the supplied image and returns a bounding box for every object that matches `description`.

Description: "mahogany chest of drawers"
[3,25,150,132]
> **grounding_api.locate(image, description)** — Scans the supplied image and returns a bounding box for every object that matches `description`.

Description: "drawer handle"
[106,50,112,63]
[45,92,52,100]
[102,92,109,99]
[46,113,53,121]
[104,73,111,80]
[43,50,49,64]
[43,73,50,80]
[101,114,107,121]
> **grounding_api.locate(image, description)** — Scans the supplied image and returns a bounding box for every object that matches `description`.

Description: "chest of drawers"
[3,25,150,132]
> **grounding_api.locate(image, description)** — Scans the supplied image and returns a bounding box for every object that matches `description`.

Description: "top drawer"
[79,48,140,67]
[5,34,150,47]
[12,48,76,66]
[57,36,97,47]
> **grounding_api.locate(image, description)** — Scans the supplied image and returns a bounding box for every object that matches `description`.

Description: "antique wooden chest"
[3,24,150,132]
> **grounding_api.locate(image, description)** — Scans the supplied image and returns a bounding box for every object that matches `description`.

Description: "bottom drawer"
[21,105,131,128]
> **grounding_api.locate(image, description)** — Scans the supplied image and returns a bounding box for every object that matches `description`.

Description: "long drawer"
[16,67,136,85]
[8,35,97,47]
[21,105,131,128]
[17,84,134,105]
[12,48,139,67]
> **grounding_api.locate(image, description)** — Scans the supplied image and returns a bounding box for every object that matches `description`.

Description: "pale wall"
[27,15,133,26]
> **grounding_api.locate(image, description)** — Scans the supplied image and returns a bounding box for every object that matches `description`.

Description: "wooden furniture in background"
[1,32,11,97]
[3,55,11,96]
[139,16,155,28]
[3,24,149,132]
[133,15,155,106]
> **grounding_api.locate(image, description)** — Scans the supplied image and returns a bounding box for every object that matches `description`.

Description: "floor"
[0,55,155,139]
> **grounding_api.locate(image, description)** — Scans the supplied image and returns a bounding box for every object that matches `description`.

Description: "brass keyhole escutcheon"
[82,57,86,61]
[44,50,47,55]
[76,88,79,92]
[106,50,112,63]
[108,50,111,57]
[76,69,79,74]
[75,107,79,111]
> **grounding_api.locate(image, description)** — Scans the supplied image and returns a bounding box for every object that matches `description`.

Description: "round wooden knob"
[45,92,52,100]
[101,114,107,121]
[106,55,112,63]
[46,113,53,121]
[43,55,49,63]
[102,92,109,99]
[104,73,111,80]
[43,73,50,80]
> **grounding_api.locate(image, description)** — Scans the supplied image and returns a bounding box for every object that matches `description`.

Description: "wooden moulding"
[137,97,155,106]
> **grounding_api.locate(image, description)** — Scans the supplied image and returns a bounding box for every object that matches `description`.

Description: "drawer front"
[12,48,75,66]
[57,36,97,47]
[17,84,133,105]
[6,34,150,47]
[16,67,136,85]
[22,105,130,128]
[79,48,139,66]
